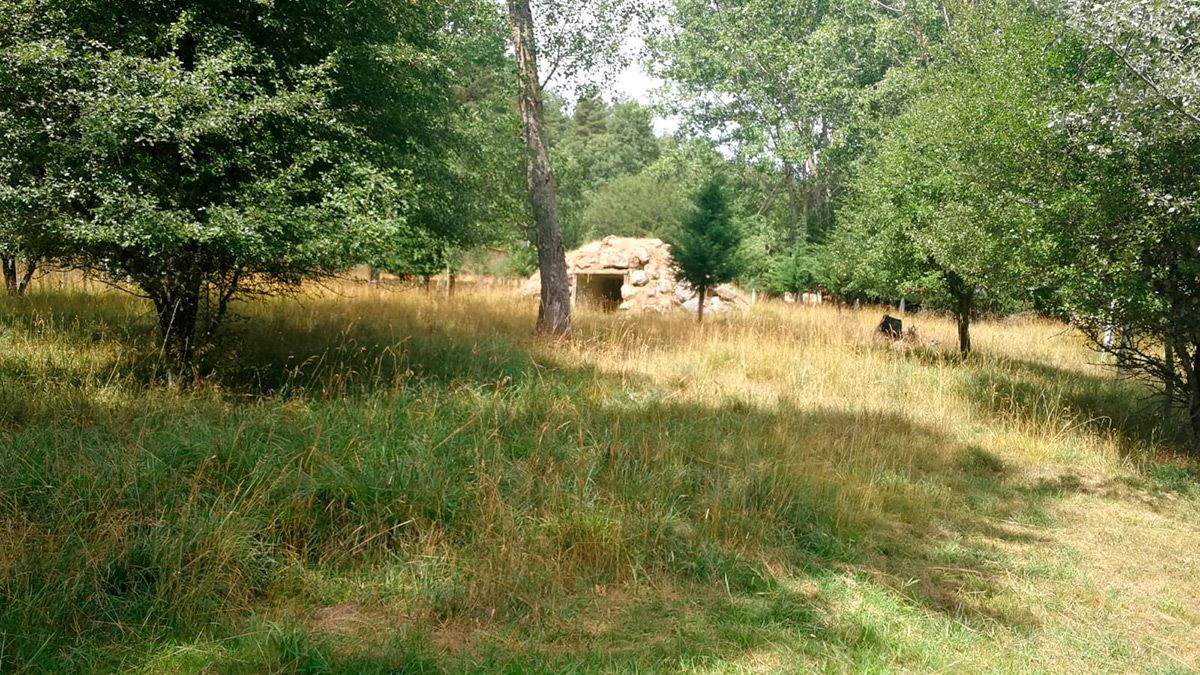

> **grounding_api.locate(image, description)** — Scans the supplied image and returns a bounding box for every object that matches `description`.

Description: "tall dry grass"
[0,282,1194,673]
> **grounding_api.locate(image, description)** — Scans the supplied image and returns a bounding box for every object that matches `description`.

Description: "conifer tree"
[669,179,744,323]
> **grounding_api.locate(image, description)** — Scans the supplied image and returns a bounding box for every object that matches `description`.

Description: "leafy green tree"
[549,97,663,247]
[1,0,467,366]
[395,0,526,288]
[1042,1,1200,445]
[650,0,950,252]
[669,179,744,323]
[827,2,1067,353]
[903,0,1200,440]
[1061,0,1200,127]
[578,171,690,241]
[822,186,946,308]
[571,94,609,139]
[823,0,1199,442]
[0,6,80,295]
[583,101,661,184]
[1048,127,1200,443]
[764,246,824,297]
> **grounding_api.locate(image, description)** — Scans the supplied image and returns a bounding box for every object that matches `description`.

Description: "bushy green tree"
[549,97,664,247]
[380,0,526,286]
[764,246,825,297]
[1,0,469,366]
[827,3,1064,353]
[578,172,690,241]
[650,0,952,255]
[0,5,82,294]
[823,0,1200,444]
[1042,0,1200,444]
[669,179,744,323]
[583,102,661,185]
[1060,0,1200,127]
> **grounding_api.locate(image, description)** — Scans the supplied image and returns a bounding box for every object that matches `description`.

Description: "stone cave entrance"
[576,272,624,311]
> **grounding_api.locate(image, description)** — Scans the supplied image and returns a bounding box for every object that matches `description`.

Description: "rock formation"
[524,236,749,315]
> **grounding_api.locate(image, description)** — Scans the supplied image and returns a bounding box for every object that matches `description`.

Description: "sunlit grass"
[0,282,1196,673]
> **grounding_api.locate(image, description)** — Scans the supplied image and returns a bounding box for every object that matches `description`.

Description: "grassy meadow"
[1,282,1198,673]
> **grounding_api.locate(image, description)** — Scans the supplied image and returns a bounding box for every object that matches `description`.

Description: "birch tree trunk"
[507,0,570,336]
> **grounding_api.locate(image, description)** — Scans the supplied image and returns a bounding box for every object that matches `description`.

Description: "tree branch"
[539,54,562,90]
[1102,42,1200,127]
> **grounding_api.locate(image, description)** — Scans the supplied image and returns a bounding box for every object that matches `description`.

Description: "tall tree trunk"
[956,307,972,354]
[422,274,432,294]
[145,252,208,373]
[1165,341,1175,407]
[447,269,457,298]
[946,271,974,354]
[508,0,570,337]
[800,177,810,244]
[696,284,706,324]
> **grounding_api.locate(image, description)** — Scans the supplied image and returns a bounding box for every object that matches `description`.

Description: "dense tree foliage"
[827,4,1063,352]
[0,0,482,364]
[1061,0,1200,127]
[578,172,691,241]
[650,0,953,265]
[376,2,526,281]
[545,96,666,246]
[1046,0,1200,442]
[819,0,1200,439]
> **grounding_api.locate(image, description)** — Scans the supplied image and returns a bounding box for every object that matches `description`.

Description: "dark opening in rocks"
[576,273,624,311]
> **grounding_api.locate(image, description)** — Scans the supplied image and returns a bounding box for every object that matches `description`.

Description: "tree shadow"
[958,352,1190,452]
[0,293,1179,672]
[162,400,1090,672]
[194,291,581,397]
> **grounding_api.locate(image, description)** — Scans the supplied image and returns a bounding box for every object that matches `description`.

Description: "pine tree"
[571,94,609,139]
[669,179,744,323]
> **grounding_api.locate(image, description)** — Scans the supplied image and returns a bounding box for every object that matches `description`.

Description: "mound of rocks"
[524,236,749,315]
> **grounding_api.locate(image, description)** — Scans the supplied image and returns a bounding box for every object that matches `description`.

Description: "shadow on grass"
[163,399,1074,673]
[959,352,1190,452]
[203,291,572,397]
[0,288,556,397]
[0,292,1177,672]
